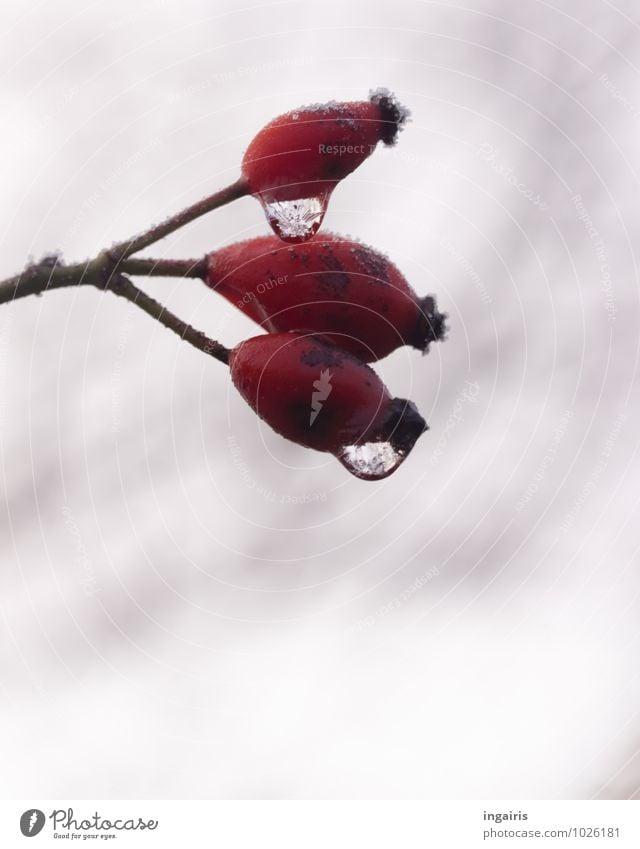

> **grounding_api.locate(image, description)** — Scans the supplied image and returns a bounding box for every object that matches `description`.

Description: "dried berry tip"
[422,295,448,342]
[410,295,448,354]
[369,87,411,145]
[382,397,428,455]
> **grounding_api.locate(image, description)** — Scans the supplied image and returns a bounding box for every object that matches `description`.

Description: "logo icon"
[310,369,333,425]
[20,809,45,837]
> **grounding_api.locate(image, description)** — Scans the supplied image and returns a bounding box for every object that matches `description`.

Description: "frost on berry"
[229,332,428,480]
[241,89,411,242]
[206,233,447,362]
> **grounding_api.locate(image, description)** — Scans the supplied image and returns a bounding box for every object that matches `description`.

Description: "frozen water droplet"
[338,398,427,480]
[338,441,407,480]
[291,112,300,120]
[260,193,329,242]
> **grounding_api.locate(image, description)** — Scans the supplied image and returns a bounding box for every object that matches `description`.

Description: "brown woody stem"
[0,176,247,360]
[107,275,230,364]
[0,256,229,365]
[108,176,248,261]
[0,257,96,305]
[119,256,207,279]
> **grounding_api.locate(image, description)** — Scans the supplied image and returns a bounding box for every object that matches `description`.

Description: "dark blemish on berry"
[315,249,349,289]
[315,272,349,293]
[317,249,343,270]
[300,347,344,369]
[322,157,349,179]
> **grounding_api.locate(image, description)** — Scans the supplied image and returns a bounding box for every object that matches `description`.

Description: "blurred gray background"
[1,0,640,799]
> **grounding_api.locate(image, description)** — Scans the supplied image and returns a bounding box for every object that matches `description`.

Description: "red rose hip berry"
[206,233,446,362]
[229,332,427,480]
[241,89,409,242]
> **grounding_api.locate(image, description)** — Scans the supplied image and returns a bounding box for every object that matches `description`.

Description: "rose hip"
[229,332,427,480]
[206,233,446,362]
[241,89,409,241]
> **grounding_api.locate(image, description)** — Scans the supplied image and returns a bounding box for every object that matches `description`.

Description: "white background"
[1,0,640,800]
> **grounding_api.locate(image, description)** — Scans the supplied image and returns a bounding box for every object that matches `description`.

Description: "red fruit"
[241,88,409,241]
[206,233,446,362]
[229,332,427,480]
